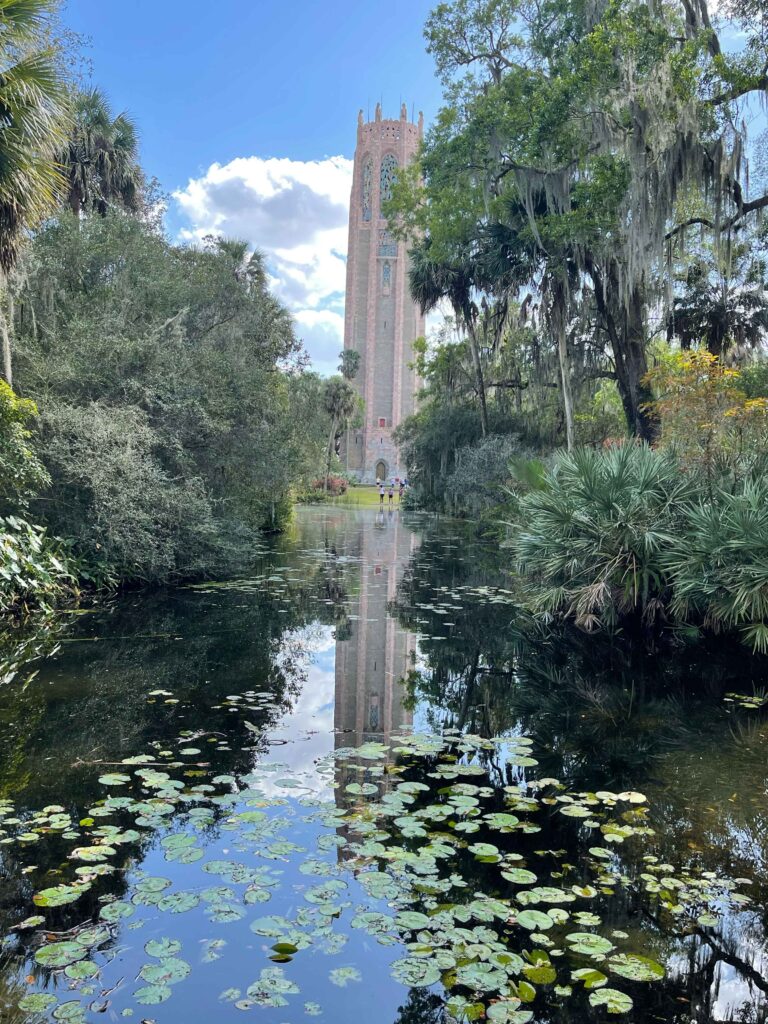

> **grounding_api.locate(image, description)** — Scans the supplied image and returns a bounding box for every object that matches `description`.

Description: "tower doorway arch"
[375,460,387,483]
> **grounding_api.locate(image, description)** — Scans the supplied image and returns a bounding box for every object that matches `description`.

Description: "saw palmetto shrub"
[514,442,768,651]
[515,444,695,634]
[666,481,768,653]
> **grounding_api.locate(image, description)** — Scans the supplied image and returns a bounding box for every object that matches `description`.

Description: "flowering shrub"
[645,350,768,480]
[312,476,348,496]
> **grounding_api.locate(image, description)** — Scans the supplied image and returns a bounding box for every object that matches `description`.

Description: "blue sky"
[63,0,443,373]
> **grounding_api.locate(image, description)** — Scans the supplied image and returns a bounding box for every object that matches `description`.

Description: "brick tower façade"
[342,104,425,484]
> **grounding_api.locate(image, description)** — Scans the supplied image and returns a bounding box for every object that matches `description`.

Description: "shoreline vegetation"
[2,2,768,1022]
[1,0,768,660]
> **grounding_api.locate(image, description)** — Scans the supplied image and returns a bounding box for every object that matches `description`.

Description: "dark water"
[1,506,768,1023]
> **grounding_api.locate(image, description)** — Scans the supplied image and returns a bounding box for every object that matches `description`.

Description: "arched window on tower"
[382,260,392,295]
[379,154,398,214]
[361,158,373,222]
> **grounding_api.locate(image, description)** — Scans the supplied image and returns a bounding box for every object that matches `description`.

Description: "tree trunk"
[557,324,575,450]
[0,276,12,387]
[587,259,657,442]
[324,417,337,494]
[622,285,657,442]
[466,321,488,437]
[29,299,37,344]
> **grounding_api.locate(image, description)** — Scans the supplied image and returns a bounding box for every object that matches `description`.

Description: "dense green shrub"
[0,382,49,516]
[12,214,326,581]
[311,476,348,496]
[514,443,768,650]
[37,402,253,581]
[0,517,76,614]
[515,445,695,633]
[444,434,529,518]
[667,482,768,652]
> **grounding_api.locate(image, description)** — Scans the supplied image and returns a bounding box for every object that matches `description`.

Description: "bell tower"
[342,103,424,483]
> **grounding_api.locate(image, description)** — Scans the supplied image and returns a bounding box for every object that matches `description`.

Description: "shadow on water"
[0,507,767,1022]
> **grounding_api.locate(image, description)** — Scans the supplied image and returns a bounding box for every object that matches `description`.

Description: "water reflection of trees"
[3,510,768,1022]
[393,519,768,1022]
[0,518,359,953]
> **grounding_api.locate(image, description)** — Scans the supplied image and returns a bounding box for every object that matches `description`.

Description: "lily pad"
[329,966,362,987]
[139,957,191,985]
[608,954,665,981]
[100,900,135,923]
[18,994,58,1013]
[35,941,87,969]
[589,988,634,1013]
[133,984,173,1005]
[145,937,183,958]
[566,932,614,955]
[98,773,132,787]
[487,1003,534,1023]
[391,956,442,987]
[158,891,200,914]
[516,909,554,931]
[64,960,99,981]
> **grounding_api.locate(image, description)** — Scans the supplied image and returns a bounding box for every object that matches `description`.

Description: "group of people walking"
[376,476,407,508]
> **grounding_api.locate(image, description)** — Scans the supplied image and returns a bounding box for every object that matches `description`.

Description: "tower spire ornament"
[341,106,424,484]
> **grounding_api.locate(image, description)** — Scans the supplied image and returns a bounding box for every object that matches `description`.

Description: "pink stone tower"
[342,103,425,483]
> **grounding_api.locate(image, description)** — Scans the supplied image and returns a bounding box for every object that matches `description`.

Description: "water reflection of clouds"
[257,624,337,800]
[666,913,768,1019]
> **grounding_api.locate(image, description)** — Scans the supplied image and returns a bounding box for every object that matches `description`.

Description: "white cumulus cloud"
[173,155,353,373]
[293,309,347,377]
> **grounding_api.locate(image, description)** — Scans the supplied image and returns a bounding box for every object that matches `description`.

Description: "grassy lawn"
[330,486,399,508]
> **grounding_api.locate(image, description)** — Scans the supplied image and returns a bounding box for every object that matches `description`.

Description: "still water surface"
[1,507,768,1023]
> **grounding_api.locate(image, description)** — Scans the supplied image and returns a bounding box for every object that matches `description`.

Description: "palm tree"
[339,349,360,381]
[667,253,768,359]
[409,238,490,436]
[322,376,357,492]
[338,349,360,472]
[0,0,71,384]
[62,88,141,218]
[213,238,268,292]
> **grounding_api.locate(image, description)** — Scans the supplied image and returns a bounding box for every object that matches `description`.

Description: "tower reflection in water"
[334,509,417,749]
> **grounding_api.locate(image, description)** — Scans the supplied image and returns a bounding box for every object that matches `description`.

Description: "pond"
[1,505,768,1024]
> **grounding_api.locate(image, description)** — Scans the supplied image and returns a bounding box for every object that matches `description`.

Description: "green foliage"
[646,350,768,483]
[444,434,531,517]
[12,214,325,582]
[514,443,768,650]
[0,381,49,514]
[666,248,768,358]
[0,0,71,272]
[666,483,768,653]
[396,0,768,447]
[0,515,76,614]
[396,402,486,510]
[338,349,360,381]
[575,380,627,446]
[735,361,768,400]
[321,374,358,490]
[37,402,247,580]
[515,445,694,632]
[61,88,142,217]
[395,319,562,512]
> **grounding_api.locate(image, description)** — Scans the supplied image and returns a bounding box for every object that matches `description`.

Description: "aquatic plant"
[0,717,749,1022]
